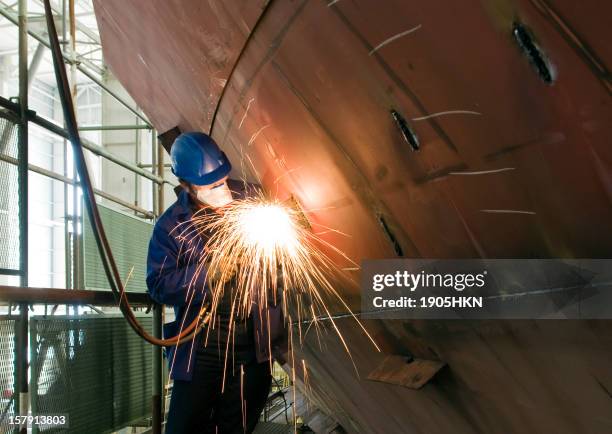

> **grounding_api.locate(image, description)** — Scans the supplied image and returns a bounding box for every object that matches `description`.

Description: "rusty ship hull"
[92,1,612,432]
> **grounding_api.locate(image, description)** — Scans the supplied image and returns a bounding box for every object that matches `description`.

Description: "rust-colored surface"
[294,318,612,433]
[367,355,446,389]
[92,0,267,147]
[94,0,612,432]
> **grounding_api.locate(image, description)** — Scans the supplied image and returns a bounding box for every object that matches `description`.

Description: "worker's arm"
[146,220,208,307]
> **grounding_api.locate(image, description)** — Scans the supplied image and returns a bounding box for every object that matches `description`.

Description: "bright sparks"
[173,192,379,383]
[196,195,331,321]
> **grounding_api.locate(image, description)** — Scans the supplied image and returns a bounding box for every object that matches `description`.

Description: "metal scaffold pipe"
[0,95,165,185]
[17,1,28,431]
[0,152,155,218]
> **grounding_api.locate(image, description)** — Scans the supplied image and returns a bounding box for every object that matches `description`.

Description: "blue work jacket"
[146,179,286,381]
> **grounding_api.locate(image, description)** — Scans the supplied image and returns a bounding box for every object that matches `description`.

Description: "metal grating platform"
[0,318,16,434]
[83,203,153,293]
[253,421,296,434]
[30,315,153,433]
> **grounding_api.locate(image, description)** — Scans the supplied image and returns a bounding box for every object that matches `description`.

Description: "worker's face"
[187,176,233,209]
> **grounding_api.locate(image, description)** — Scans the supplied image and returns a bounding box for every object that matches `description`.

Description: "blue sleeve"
[146,220,208,307]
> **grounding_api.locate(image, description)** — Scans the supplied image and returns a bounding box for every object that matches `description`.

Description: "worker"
[146,132,286,433]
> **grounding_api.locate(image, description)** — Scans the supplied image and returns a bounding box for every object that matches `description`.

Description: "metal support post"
[68,0,81,293]
[157,140,164,216]
[152,304,163,434]
[17,1,29,430]
[151,129,157,216]
[15,304,28,434]
[153,135,165,430]
[135,118,141,215]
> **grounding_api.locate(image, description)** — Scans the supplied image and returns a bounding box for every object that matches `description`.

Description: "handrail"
[0,285,153,306]
[0,151,155,218]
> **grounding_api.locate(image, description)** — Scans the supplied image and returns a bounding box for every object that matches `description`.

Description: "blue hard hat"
[170,132,232,186]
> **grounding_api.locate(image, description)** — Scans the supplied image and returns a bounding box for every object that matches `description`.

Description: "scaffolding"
[0,1,167,433]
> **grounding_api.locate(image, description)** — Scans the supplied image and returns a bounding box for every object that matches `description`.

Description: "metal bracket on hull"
[367,355,446,389]
[158,126,182,155]
[159,126,184,197]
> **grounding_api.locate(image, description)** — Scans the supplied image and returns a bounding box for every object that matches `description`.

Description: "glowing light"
[238,204,298,254]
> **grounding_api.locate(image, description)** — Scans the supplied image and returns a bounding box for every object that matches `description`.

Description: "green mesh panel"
[0,111,20,272]
[0,318,16,434]
[30,315,153,433]
[83,203,153,292]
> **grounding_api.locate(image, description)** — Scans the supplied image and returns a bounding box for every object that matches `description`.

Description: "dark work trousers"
[165,313,272,434]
